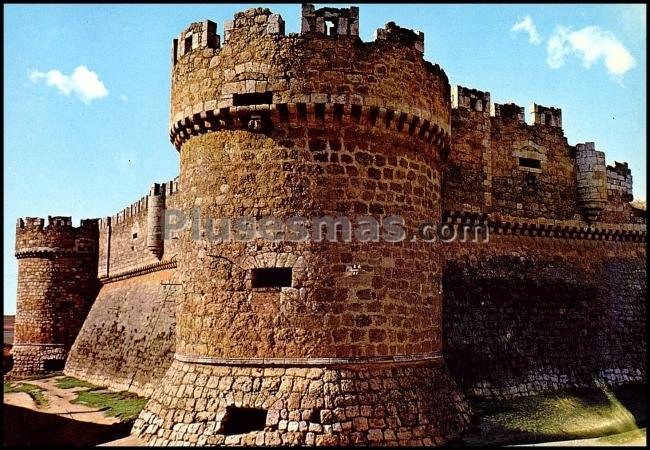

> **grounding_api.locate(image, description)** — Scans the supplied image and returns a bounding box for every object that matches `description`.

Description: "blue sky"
[3,4,646,314]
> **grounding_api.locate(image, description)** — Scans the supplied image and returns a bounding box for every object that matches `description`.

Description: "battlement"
[16,216,98,233]
[15,216,99,257]
[606,161,633,203]
[223,8,285,43]
[451,85,490,112]
[100,177,179,229]
[530,103,562,128]
[491,102,525,123]
[172,20,220,66]
[374,21,424,53]
[301,4,359,37]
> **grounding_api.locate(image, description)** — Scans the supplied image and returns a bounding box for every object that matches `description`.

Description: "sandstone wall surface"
[65,269,177,397]
[442,234,646,399]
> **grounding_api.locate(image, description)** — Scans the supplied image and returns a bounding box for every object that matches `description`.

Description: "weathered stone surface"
[9,3,646,448]
[64,269,177,397]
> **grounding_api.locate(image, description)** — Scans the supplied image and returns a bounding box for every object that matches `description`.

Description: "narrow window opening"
[519,157,541,169]
[233,91,273,106]
[325,20,336,36]
[132,232,138,239]
[222,407,267,435]
[184,36,193,54]
[252,268,292,289]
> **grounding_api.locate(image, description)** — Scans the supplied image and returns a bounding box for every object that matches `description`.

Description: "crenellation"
[530,103,562,128]
[172,20,220,66]
[11,4,646,446]
[451,85,490,113]
[301,4,359,37]
[490,102,525,123]
[374,21,424,53]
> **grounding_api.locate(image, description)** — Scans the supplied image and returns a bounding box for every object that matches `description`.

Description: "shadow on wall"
[442,255,646,397]
[2,404,133,447]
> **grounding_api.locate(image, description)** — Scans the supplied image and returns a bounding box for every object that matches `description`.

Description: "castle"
[9,5,646,446]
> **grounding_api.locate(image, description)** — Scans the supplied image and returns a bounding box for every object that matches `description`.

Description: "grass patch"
[71,390,148,421]
[54,376,97,390]
[456,382,646,446]
[598,427,646,444]
[4,382,48,407]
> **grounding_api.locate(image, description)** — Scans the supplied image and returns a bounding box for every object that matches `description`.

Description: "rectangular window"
[233,92,273,106]
[519,157,541,169]
[251,268,292,288]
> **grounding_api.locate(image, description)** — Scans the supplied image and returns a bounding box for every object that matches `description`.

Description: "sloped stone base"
[132,358,470,446]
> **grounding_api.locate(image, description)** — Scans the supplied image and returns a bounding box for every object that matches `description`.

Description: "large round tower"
[10,216,99,378]
[133,5,469,446]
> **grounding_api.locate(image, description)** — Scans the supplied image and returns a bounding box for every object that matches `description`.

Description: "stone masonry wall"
[133,359,470,446]
[10,217,99,378]
[442,233,646,399]
[98,178,180,279]
[65,268,177,397]
[448,88,579,221]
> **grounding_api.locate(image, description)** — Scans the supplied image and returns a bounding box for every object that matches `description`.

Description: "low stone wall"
[64,268,177,397]
[8,343,66,378]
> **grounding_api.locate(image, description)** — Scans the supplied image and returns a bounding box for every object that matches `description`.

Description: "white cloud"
[546,25,636,77]
[512,15,542,45]
[29,65,108,104]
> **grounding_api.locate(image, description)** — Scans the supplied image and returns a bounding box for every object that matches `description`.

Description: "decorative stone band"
[169,102,451,153]
[15,246,94,259]
[99,259,177,284]
[174,352,442,367]
[443,210,646,242]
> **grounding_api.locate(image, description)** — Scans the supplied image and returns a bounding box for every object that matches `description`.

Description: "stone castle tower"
[10,216,99,377]
[9,3,646,448]
[133,5,470,446]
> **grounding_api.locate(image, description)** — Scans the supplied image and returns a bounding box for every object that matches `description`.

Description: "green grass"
[54,376,98,390]
[4,382,48,407]
[598,427,646,444]
[70,389,148,421]
[456,382,646,446]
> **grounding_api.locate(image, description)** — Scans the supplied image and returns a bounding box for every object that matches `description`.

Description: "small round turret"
[9,216,99,378]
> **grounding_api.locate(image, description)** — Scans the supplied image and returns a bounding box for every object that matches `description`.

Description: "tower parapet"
[135,4,470,446]
[375,21,424,53]
[530,103,562,128]
[10,216,99,378]
[606,161,633,203]
[452,85,490,113]
[301,3,359,36]
[491,102,525,123]
[172,20,220,66]
[575,142,607,222]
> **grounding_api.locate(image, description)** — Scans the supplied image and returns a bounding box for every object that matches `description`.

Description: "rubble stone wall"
[64,268,178,397]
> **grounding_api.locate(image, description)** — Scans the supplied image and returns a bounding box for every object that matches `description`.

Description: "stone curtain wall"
[65,269,177,397]
[97,179,179,279]
[442,235,646,399]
